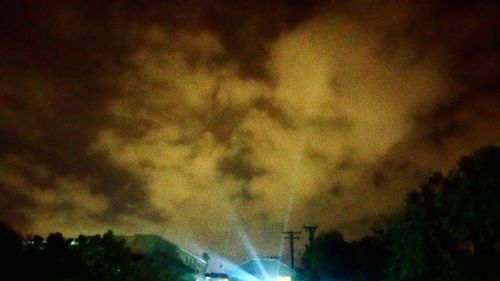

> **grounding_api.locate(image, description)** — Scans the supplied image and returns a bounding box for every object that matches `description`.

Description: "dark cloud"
[372,170,387,188]
[219,144,265,181]
[197,0,329,78]
[336,155,354,171]
[254,97,295,129]
[231,183,261,202]
[0,183,36,230]
[0,0,163,229]
[329,183,343,197]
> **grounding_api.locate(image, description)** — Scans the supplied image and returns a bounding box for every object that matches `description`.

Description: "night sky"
[1,0,499,262]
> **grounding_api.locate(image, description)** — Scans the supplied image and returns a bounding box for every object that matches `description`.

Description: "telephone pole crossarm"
[282,231,301,269]
[303,225,318,245]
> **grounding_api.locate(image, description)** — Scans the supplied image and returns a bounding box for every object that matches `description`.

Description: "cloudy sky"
[1,0,499,262]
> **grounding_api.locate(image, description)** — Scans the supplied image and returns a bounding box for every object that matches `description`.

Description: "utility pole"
[282,231,301,269]
[303,225,318,245]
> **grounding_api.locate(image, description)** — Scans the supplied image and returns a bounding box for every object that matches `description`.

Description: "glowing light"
[237,229,270,281]
[277,276,291,281]
[279,128,308,261]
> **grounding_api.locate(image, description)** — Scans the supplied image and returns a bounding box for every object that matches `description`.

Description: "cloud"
[0,0,498,262]
[89,2,449,258]
[26,176,109,235]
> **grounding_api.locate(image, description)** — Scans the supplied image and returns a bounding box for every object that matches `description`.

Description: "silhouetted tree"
[0,223,182,281]
[382,145,500,281]
[351,236,386,281]
[301,230,385,281]
[0,221,23,280]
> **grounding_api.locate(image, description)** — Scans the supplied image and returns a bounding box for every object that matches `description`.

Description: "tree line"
[0,226,192,281]
[300,145,499,281]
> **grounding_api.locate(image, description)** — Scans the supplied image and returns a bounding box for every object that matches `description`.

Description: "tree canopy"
[301,230,386,281]
[383,145,499,281]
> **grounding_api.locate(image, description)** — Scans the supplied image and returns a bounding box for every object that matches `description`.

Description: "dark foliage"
[0,226,184,281]
[301,230,386,281]
[382,145,499,281]
[301,145,499,281]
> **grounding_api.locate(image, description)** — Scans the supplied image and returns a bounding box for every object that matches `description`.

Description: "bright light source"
[277,276,291,281]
